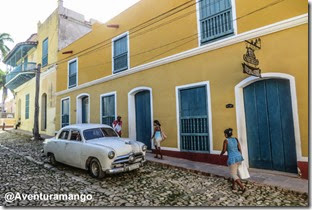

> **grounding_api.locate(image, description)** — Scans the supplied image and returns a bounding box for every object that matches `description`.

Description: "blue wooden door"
[135,91,152,149]
[179,86,210,152]
[244,79,297,173]
[82,96,89,124]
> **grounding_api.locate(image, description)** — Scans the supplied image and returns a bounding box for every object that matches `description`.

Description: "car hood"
[86,138,141,156]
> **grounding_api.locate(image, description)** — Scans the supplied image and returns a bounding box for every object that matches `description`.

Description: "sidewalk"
[146,153,308,194]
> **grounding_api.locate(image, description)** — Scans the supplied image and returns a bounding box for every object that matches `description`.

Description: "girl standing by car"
[112,116,122,137]
[151,120,166,159]
[220,128,246,192]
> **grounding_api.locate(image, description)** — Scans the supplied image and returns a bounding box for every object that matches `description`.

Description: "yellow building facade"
[4,1,92,136]
[55,0,308,178]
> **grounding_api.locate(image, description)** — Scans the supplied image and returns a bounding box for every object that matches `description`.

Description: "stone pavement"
[5,129,309,194]
[8,129,54,140]
[146,153,309,194]
[0,131,308,206]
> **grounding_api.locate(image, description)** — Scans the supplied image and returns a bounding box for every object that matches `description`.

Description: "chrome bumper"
[106,159,146,174]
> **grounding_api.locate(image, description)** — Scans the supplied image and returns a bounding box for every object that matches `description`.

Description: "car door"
[62,129,83,168]
[55,129,70,163]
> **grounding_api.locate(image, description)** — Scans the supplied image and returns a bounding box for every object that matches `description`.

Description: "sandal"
[241,187,247,193]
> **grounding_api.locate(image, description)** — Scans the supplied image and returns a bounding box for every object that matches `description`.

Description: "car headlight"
[142,145,147,151]
[129,155,135,163]
[108,151,115,159]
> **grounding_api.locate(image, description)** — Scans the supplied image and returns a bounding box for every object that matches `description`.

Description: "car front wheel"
[48,153,57,166]
[89,158,105,179]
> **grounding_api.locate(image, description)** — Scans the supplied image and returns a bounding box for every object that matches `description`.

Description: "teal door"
[244,79,297,173]
[81,96,89,124]
[135,91,152,149]
[179,86,210,152]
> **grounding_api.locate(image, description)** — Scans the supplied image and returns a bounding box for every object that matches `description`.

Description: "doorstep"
[145,153,308,194]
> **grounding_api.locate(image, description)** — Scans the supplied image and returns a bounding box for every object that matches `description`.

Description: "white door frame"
[128,87,154,147]
[235,73,303,168]
[76,93,90,124]
[175,81,215,153]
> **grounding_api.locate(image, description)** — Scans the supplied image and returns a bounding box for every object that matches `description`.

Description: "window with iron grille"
[179,86,210,152]
[199,0,234,44]
[25,94,30,119]
[61,98,70,127]
[42,38,48,67]
[101,94,115,126]
[113,34,128,73]
[68,59,77,88]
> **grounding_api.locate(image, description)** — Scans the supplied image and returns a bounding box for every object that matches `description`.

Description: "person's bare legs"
[154,146,159,158]
[235,179,245,191]
[232,179,237,190]
[159,147,163,159]
[230,163,242,191]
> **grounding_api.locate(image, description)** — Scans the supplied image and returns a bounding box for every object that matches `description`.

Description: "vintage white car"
[43,124,147,178]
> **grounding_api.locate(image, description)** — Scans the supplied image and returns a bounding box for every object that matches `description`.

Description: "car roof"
[62,124,112,130]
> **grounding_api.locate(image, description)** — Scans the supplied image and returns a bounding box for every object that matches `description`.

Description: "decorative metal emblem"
[242,38,262,78]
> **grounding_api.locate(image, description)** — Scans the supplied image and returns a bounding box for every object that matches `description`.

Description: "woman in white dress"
[151,120,165,159]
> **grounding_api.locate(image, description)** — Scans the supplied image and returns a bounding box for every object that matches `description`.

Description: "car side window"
[58,130,70,140]
[70,130,82,141]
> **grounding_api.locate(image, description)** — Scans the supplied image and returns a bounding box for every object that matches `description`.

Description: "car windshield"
[83,127,118,140]
[101,128,118,137]
[83,128,104,140]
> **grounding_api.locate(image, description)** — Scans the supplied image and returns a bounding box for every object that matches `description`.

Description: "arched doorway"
[41,93,47,131]
[128,87,153,149]
[235,73,301,174]
[135,91,152,149]
[244,79,297,172]
[76,93,90,124]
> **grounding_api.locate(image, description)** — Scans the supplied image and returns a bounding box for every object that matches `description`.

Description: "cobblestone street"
[0,131,308,207]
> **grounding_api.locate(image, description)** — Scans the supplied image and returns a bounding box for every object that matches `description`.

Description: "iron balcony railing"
[180,116,210,152]
[5,62,37,84]
[200,8,234,44]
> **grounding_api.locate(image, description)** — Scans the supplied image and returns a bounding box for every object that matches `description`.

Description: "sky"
[0,0,140,66]
[0,0,140,101]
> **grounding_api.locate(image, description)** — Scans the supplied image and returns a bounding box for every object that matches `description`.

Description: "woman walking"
[220,128,246,192]
[151,120,166,159]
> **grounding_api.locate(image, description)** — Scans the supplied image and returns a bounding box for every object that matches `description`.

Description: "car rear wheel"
[48,153,57,166]
[89,158,105,179]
